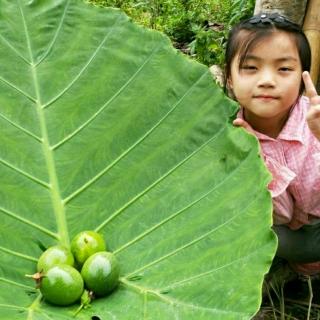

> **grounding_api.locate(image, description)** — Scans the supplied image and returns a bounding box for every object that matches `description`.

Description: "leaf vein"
[0,33,30,65]
[0,112,42,142]
[18,0,69,247]
[34,0,71,67]
[0,157,49,188]
[0,304,27,311]
[0,277,36,290]
[121,278,247,316]
[0,246,37,262]
[63,70,209,205]
[0,206,58,239]
[113,126,227,253]
[0,75,36,103]
[160,240,270,292]
[124,156,257,277]
[143,291,148,320]
[52,45,160,150]
[92,71,212,230]
[42,13,124,109]
[28,295,42,320]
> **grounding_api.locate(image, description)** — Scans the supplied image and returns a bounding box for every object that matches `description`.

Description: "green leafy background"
[0,0,276,319]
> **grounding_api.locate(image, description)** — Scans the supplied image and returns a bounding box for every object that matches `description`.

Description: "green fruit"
[40,265,84,306]
[37,245,74,272]
[81,251,120,297]
[71,231,106,267]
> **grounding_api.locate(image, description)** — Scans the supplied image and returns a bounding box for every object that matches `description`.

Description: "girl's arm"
[302,71,320,140]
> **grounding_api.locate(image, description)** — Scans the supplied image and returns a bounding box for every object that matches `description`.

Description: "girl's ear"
[226,77,235,99]
[227,77,233,89]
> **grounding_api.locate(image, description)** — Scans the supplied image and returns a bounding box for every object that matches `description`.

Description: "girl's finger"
[302,71,318,99]
[310,95,320,106]
[306,104,320,121]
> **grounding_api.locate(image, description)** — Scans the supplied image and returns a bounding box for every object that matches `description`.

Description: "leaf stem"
[18,0,69,247]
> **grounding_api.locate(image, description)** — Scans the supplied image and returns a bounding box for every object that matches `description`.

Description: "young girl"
[225,13,320,275]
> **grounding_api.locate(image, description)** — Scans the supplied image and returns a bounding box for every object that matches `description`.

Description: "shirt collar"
[237,96,308,144]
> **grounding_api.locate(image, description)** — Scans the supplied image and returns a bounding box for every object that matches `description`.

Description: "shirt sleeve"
[264,156,296,197]
[262,155,297,225]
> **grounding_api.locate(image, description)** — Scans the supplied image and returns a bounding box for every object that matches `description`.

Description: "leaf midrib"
[18,0,69,247]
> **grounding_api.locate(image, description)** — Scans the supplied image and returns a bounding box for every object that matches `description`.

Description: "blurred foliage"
[89,0,255,67]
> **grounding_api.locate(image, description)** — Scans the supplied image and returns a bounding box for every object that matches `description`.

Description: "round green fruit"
[71,231,106,267]
[37,245,74,272]
[81,251,120,297]
[40,265,84,306]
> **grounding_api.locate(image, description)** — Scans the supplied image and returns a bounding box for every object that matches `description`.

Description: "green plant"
[36,245,74,272]
[189,0,255,66]
[91,0,255,66]
[81,251,120,296]
[71,231,106,267]
[0,1,276,318]
[89,0,255,67]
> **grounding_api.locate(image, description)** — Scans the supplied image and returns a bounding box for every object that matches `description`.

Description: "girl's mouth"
[254,95,279,101]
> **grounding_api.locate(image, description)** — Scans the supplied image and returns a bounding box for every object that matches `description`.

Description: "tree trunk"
[254,0,308,26]
[303,0,320,85]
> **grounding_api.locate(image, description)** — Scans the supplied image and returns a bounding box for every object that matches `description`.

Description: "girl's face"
[228,31,302,137]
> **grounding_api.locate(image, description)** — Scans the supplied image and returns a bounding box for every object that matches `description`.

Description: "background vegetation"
[89,0,255,67]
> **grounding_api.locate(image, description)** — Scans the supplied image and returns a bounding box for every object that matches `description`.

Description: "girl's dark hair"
[224,13,311,95]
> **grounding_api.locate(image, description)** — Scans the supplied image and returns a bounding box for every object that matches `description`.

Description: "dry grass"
[253,269,320,320]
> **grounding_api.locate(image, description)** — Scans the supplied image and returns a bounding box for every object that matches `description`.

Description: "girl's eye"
[241,65,257,70]
[279,67,293,72]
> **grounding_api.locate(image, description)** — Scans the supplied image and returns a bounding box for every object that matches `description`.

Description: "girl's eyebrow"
[276,57,299,62]
[243,54,298,62]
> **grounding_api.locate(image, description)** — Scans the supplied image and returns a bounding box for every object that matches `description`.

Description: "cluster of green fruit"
[27,231,119,309]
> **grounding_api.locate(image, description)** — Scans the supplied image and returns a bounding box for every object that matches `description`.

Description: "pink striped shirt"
[238,96,320,230]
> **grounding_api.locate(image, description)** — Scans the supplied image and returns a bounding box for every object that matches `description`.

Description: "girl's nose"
[257,70,276,87]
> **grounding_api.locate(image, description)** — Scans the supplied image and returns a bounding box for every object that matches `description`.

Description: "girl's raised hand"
[303,71,320,140]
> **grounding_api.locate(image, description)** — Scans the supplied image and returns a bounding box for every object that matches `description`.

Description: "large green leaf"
[0,1,276,319]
